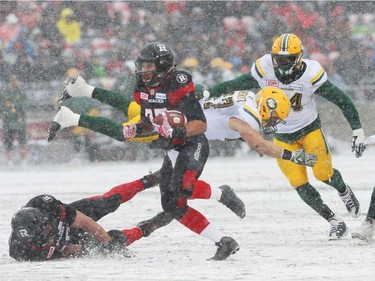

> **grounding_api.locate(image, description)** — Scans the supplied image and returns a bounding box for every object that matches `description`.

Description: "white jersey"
[200,90,262,141]
[251,54,327,134]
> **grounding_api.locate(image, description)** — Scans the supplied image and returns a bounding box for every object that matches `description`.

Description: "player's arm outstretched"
[228,117,316,167]
[196,72,260,99]
[59,75,132,113]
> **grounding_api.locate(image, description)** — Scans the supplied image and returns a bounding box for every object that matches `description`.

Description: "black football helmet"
[11,207,53,244]
[135,42,174,87]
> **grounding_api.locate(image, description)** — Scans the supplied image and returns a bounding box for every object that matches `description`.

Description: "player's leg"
[187,178,246,219]
[352,186,375,241]
[304,129,360,218]
[70,170,160,221]
[274,137,348,240]
[163,139,239,260]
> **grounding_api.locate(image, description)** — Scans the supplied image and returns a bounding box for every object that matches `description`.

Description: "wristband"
[281,149,292,160]
[172,126,187,138]
[135,124,143,134]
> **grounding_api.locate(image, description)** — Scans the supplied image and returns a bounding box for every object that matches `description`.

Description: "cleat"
[209,237,239,261]
[328,217,348,240]
[218,185,246,218]
[339,185,360,218]
[141,170,161,189]
[58,89,72,104]
[47,121,61,142]
[352,219,374,241]
[137,212,174,237]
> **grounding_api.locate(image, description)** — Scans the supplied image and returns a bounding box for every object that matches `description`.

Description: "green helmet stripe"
[281,33,291,52]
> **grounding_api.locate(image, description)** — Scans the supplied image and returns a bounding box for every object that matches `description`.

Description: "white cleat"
[352,220,374,242]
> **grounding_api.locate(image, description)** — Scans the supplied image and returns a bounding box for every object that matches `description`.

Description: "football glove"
[351,128,366,158]
[123,124,137,139]
[155,112,174,138]
[47,106,80,142]
[58,75,95,103]
[282,148,317,167]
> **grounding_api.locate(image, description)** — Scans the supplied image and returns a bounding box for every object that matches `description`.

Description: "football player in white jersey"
[200,33,365,240]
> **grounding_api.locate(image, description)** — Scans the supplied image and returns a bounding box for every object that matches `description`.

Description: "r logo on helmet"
[157,44,167,52]
[18,229,30,237]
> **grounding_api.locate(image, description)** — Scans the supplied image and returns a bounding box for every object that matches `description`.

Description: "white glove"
[53,106,80,128]
[203,89,210,100]
[47,106,80,142]
[351,128,366,158]
[123,124,137,139]
[65,76,95,98]
[154,112,173,138]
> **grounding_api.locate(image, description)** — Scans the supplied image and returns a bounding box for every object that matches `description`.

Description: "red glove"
[154,112,174,138]
[123,124,137,139]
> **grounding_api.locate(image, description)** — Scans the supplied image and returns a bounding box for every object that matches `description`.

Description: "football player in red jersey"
[48,42,245,260]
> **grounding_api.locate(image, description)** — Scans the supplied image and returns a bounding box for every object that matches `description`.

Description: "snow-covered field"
[2,144,375,281]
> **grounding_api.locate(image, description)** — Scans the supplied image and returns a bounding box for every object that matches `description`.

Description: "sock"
[296,183,335,221]
[190,180,212,199]
[122,227,143,246]
[178,207,210,234]
[200,223,225,243]
[323,168,347,193]
[89,179,144,203]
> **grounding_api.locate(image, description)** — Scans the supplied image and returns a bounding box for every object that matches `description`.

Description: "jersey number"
[145,108,167,122]
[290,93,303,112]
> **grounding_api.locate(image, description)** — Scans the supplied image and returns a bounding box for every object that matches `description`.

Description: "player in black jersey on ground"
[9,171,160,261]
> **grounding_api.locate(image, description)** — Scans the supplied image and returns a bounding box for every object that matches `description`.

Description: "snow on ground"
[2,145,375,281]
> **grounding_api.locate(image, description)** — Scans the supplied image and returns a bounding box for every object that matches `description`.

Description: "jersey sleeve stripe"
[243,104,262,128]
[254,59,265,78]
[310,67,324,85]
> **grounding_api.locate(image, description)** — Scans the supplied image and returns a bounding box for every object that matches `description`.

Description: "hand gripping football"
[154,110,187,128]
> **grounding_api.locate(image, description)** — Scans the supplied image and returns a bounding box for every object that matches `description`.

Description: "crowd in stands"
[1,1,375,164]
[0,1,374,92]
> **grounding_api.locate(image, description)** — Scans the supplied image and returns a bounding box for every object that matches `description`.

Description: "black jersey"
[9,195,76,261]
[133,68,207,149]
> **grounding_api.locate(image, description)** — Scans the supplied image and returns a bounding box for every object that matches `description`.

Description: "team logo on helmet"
[156,43,168,52]
[266,98,277,110]
[42,195,53,202]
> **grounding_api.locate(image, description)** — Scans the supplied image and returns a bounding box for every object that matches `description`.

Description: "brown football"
[154,110,187,127]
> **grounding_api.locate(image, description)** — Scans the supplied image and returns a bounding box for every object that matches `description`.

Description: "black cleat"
[141,170,161,189]
[57,89,72,104]
[218,185,246,218]
[209,237,239,261]
[47,121,61,142]
[137,212,174,237]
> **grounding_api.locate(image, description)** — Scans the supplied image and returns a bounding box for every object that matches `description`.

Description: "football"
[154,110,187,127]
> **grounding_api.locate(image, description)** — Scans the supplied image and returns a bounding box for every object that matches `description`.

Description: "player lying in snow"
[9,171,161,261]
[47,76,317,167]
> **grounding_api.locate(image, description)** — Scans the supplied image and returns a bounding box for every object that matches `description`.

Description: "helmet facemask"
[271,52,303,77]
[262,110,286,134]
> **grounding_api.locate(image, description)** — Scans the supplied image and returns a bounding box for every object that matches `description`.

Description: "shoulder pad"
[167,70,195,106]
